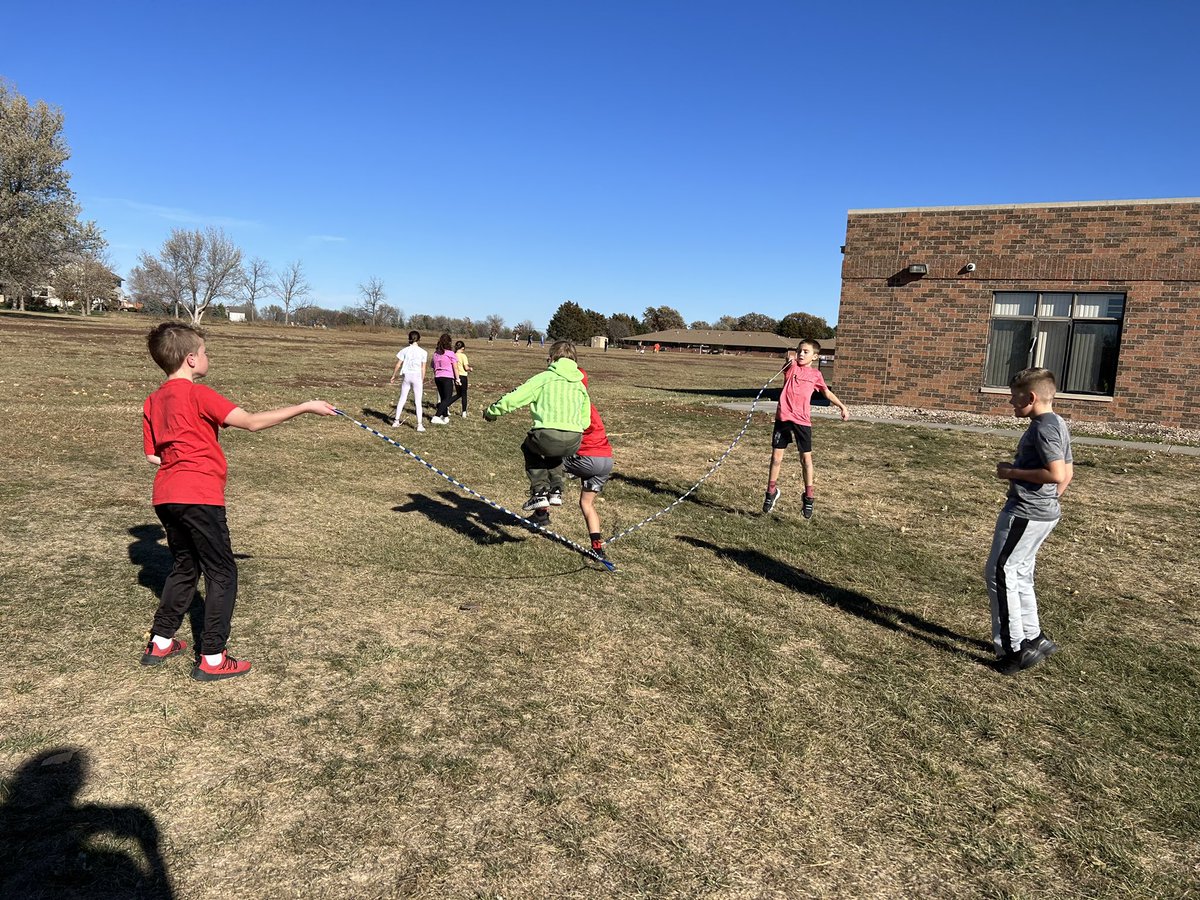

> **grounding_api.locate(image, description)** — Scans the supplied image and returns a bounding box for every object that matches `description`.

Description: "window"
[984,291,1124,395]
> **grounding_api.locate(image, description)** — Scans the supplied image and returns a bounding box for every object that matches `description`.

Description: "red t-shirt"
[142,379,238,506]
[776,363,827,426]
[577,404,613,458]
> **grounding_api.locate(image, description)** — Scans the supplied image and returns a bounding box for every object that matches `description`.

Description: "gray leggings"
[985,510,1058,656]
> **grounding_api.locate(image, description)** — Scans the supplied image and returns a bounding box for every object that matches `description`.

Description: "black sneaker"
[1030,633,1059,657]
[1018,639,1049,671]
[528,509,551,527]
[548,490,564,507]
[522,493,550,511]
[802,494,815,519]
[996,652,1022,676]
[762,488,780,513]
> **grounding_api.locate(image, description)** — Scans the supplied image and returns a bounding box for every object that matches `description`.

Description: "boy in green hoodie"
[484,340,590,513]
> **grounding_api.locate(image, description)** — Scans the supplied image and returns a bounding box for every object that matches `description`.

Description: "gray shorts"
[563,455,613,492]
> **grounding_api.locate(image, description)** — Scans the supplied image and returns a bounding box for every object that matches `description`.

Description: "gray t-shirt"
[1005,412,1073,521]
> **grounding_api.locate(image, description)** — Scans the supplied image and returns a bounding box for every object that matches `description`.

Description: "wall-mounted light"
[906,264,928,275]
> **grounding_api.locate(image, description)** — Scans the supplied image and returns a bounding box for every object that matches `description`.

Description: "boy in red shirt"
[140,322,336,681]
[563,370,614,560]
[762,339,848,518]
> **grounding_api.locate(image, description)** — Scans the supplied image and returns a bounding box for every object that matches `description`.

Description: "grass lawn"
[1,312,1197,898]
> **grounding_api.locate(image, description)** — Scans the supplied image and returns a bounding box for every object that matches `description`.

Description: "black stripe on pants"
[992,516,1029,655]
[152,503,238,655]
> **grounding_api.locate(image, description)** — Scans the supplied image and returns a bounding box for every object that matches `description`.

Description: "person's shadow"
[0,747,175,899]
[610,473,744,515]
[677,536,992,664]
[393,491,527,545]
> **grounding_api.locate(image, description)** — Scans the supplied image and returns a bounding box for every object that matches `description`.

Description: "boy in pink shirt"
[762,339,848,518]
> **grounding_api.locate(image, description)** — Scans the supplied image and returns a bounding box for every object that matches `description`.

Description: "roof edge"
[848,197,1200,215]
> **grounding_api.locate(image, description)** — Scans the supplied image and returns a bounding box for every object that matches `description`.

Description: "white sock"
[203,652,224,666]
[152,634,174,650]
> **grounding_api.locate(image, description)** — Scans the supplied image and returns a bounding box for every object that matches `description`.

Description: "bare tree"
[271,260,309,328]
[272,260,310,325]
[134,227,244,324]
[377,302,402,327]
[240,256,272,322]
[357,276,386,328]
[52,247,119,316]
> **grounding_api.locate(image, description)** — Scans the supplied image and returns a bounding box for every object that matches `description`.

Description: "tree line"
[546,301,835,344]
[3,80,835,341]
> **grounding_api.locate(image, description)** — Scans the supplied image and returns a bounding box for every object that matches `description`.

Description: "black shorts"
[771,421,812,453]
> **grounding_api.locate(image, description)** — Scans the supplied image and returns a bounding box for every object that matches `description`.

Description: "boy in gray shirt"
[985,367,1074,675]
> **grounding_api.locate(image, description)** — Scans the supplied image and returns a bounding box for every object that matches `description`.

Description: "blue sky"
[6,1,1198,328]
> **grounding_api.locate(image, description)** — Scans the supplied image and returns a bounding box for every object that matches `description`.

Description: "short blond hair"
[148,322,204,374]
[1010,367,1056,398]
[549,340,577,362]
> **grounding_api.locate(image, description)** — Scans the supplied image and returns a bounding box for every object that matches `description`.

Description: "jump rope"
[334,363,786,573]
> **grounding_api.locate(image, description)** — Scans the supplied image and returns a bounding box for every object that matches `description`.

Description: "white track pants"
[985,510,1058,656]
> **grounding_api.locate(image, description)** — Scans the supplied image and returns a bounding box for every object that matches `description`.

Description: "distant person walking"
[430,333,460,425]
[390,330,428,431]
[451,340,472,417]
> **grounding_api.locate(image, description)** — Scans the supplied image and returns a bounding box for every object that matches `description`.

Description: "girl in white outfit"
[389,331,428,431]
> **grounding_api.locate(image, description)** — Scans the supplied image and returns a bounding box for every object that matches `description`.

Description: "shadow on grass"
[610,473,744,514]
[362,402,440,428]
[636,384,780,401]
[127,525,250,650]
[677,536,993,663]
[0,747,175,899]
[393,491,527,546]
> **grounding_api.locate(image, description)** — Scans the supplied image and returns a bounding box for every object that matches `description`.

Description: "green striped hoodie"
[485,358,590,432]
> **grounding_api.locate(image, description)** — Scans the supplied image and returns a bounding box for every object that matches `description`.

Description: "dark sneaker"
[1018,639,1049,671]
[528,509,551,527]
[191,651,252,682]
[762,488,780,513]
[523,493,550,511]
[1031,633,1059,657]
[141,637,187,666]
[802,494,815,519]
[548,490,564,507]
[995,651,1022,676]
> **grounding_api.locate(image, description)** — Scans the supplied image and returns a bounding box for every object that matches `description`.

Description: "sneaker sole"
[140,653,181,667]
[190,666,252,682]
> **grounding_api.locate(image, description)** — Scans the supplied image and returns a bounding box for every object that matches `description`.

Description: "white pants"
[394,376,423,425]
[985,510,1058,656]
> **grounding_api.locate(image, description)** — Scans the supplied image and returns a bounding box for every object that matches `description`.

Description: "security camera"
[964,262,977,272]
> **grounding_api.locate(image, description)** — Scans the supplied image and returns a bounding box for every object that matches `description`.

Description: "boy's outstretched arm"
[224,400,337,433]
[823,387,850,421]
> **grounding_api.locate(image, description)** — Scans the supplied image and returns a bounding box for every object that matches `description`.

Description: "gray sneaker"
[548,490,564,506]
[1030,633,1059,657]
[802,494,815,519]
[762,488,780,513]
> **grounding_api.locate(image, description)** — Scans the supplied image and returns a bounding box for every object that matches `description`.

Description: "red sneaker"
[141,638,187,667]
[191,651,252,682]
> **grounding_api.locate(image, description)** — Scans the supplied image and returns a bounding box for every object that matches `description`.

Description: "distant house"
[836,197,1200,428]
[228,311,247,323]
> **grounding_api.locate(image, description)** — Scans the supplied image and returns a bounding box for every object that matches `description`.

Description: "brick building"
[835,198,1200,428]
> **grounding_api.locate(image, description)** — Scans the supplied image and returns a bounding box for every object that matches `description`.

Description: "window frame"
[983,290,1125,397]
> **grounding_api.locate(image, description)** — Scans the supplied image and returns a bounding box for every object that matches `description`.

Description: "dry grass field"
[1,311,1198,899]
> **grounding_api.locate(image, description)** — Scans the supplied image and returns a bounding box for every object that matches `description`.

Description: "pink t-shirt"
[776,363,827,426]
[432,350,458,379]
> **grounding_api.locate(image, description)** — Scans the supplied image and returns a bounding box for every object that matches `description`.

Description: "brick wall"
[835,199,1200,428]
